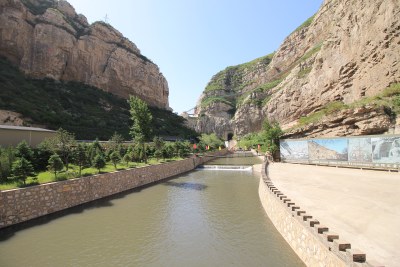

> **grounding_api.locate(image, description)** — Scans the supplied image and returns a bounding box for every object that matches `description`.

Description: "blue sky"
[67,0,323,114]
[314,139,348,154]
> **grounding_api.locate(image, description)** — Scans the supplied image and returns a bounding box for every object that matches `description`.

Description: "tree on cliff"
[128,96,153,163]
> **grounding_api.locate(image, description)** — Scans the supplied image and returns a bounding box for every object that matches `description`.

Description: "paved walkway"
[260,163,400,266]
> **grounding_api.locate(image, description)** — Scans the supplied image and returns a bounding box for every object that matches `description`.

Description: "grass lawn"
[0,157,183,191]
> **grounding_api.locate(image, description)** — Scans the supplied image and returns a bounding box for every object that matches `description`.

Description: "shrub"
[238,119,283,153]
[11,157,36,185]
[110,151,120,169]
[199,133,224,150]
[47,154,64,180]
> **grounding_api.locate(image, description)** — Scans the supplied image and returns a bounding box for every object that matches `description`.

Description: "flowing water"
[0,157,304,267]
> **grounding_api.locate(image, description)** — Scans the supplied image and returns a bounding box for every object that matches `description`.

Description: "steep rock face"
[192,0,399,139]
[234,103,264,136]
[264,0,399,125]
[193,54,274,137]
[195,101,234,138]
[0,0,169,108]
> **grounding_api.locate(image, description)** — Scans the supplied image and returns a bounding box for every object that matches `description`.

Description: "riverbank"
[255,162,398,266]
[0,150,228,229]
[0,154,305,267]
[268,163,399,266]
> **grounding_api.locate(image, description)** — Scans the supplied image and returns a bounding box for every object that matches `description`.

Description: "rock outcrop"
[284,105,392,139]
[0,0,169,109]
[191,0,400,139]
[192,54,274,138]
[0,110,25,126]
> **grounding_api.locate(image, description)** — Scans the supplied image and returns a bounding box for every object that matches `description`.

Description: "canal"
[0,157,304,267]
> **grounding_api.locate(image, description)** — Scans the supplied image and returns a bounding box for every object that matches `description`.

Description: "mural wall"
[280,135,400,168]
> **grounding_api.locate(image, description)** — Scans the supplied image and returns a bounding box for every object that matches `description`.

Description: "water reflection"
[0,160,304,267]
[163,181,207,191]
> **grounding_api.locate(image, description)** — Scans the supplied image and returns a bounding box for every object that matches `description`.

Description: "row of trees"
[0,96,225,186]
[0,131,196,185]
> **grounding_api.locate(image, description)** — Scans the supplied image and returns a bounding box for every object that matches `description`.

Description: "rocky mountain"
[0,0,169,109]
[191,0,400,139]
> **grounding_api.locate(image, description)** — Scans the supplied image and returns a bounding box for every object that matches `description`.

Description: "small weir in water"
[0,154,304,267]
[197,165,252,171]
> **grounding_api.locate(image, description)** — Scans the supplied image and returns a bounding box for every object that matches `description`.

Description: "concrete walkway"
[264,163,400,266]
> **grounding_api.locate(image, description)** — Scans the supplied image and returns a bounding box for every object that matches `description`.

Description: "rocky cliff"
[192,0,400,139]
[0,0,169,109]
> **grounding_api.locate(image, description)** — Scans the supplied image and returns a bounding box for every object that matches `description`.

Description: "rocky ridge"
[0,0,169,108]
[191,0,400,139]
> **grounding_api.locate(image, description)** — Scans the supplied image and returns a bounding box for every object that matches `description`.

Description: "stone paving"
[266,163,400,267]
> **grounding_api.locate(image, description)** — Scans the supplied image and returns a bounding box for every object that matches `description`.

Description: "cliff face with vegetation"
[193,0,400,139]
[0,57,196,140]
[0,0,169,109]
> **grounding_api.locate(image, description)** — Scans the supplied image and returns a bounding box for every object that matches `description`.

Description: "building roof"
[0,125,56,133]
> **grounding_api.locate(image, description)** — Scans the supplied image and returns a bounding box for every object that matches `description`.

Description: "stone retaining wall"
[0,150,227,229]
[258,161,382,267]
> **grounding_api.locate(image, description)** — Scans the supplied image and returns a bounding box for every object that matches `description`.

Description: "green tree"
[109,132,124,152]
[110,151,120,169]
[11,157,35,185]
[262,120,283,153]
[174,141,190,157]
[47,154,64,180]
[122,152,131,167]
[93,154,106,173]
[128,96,153,163]
[153,136,165,151]
[15,140,33,162]
[154,149,163,161]
[32,142,53,172]
[0,146,15,182]
[162,143,175,159]
[87,138,105,166]
[237,119,283,154]
[44,128,76,170]
[73,143,87,177]
[199,133,224,150]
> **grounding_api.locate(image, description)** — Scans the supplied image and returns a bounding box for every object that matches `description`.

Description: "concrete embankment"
[256,162,393,266]
[0,150,227,229]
